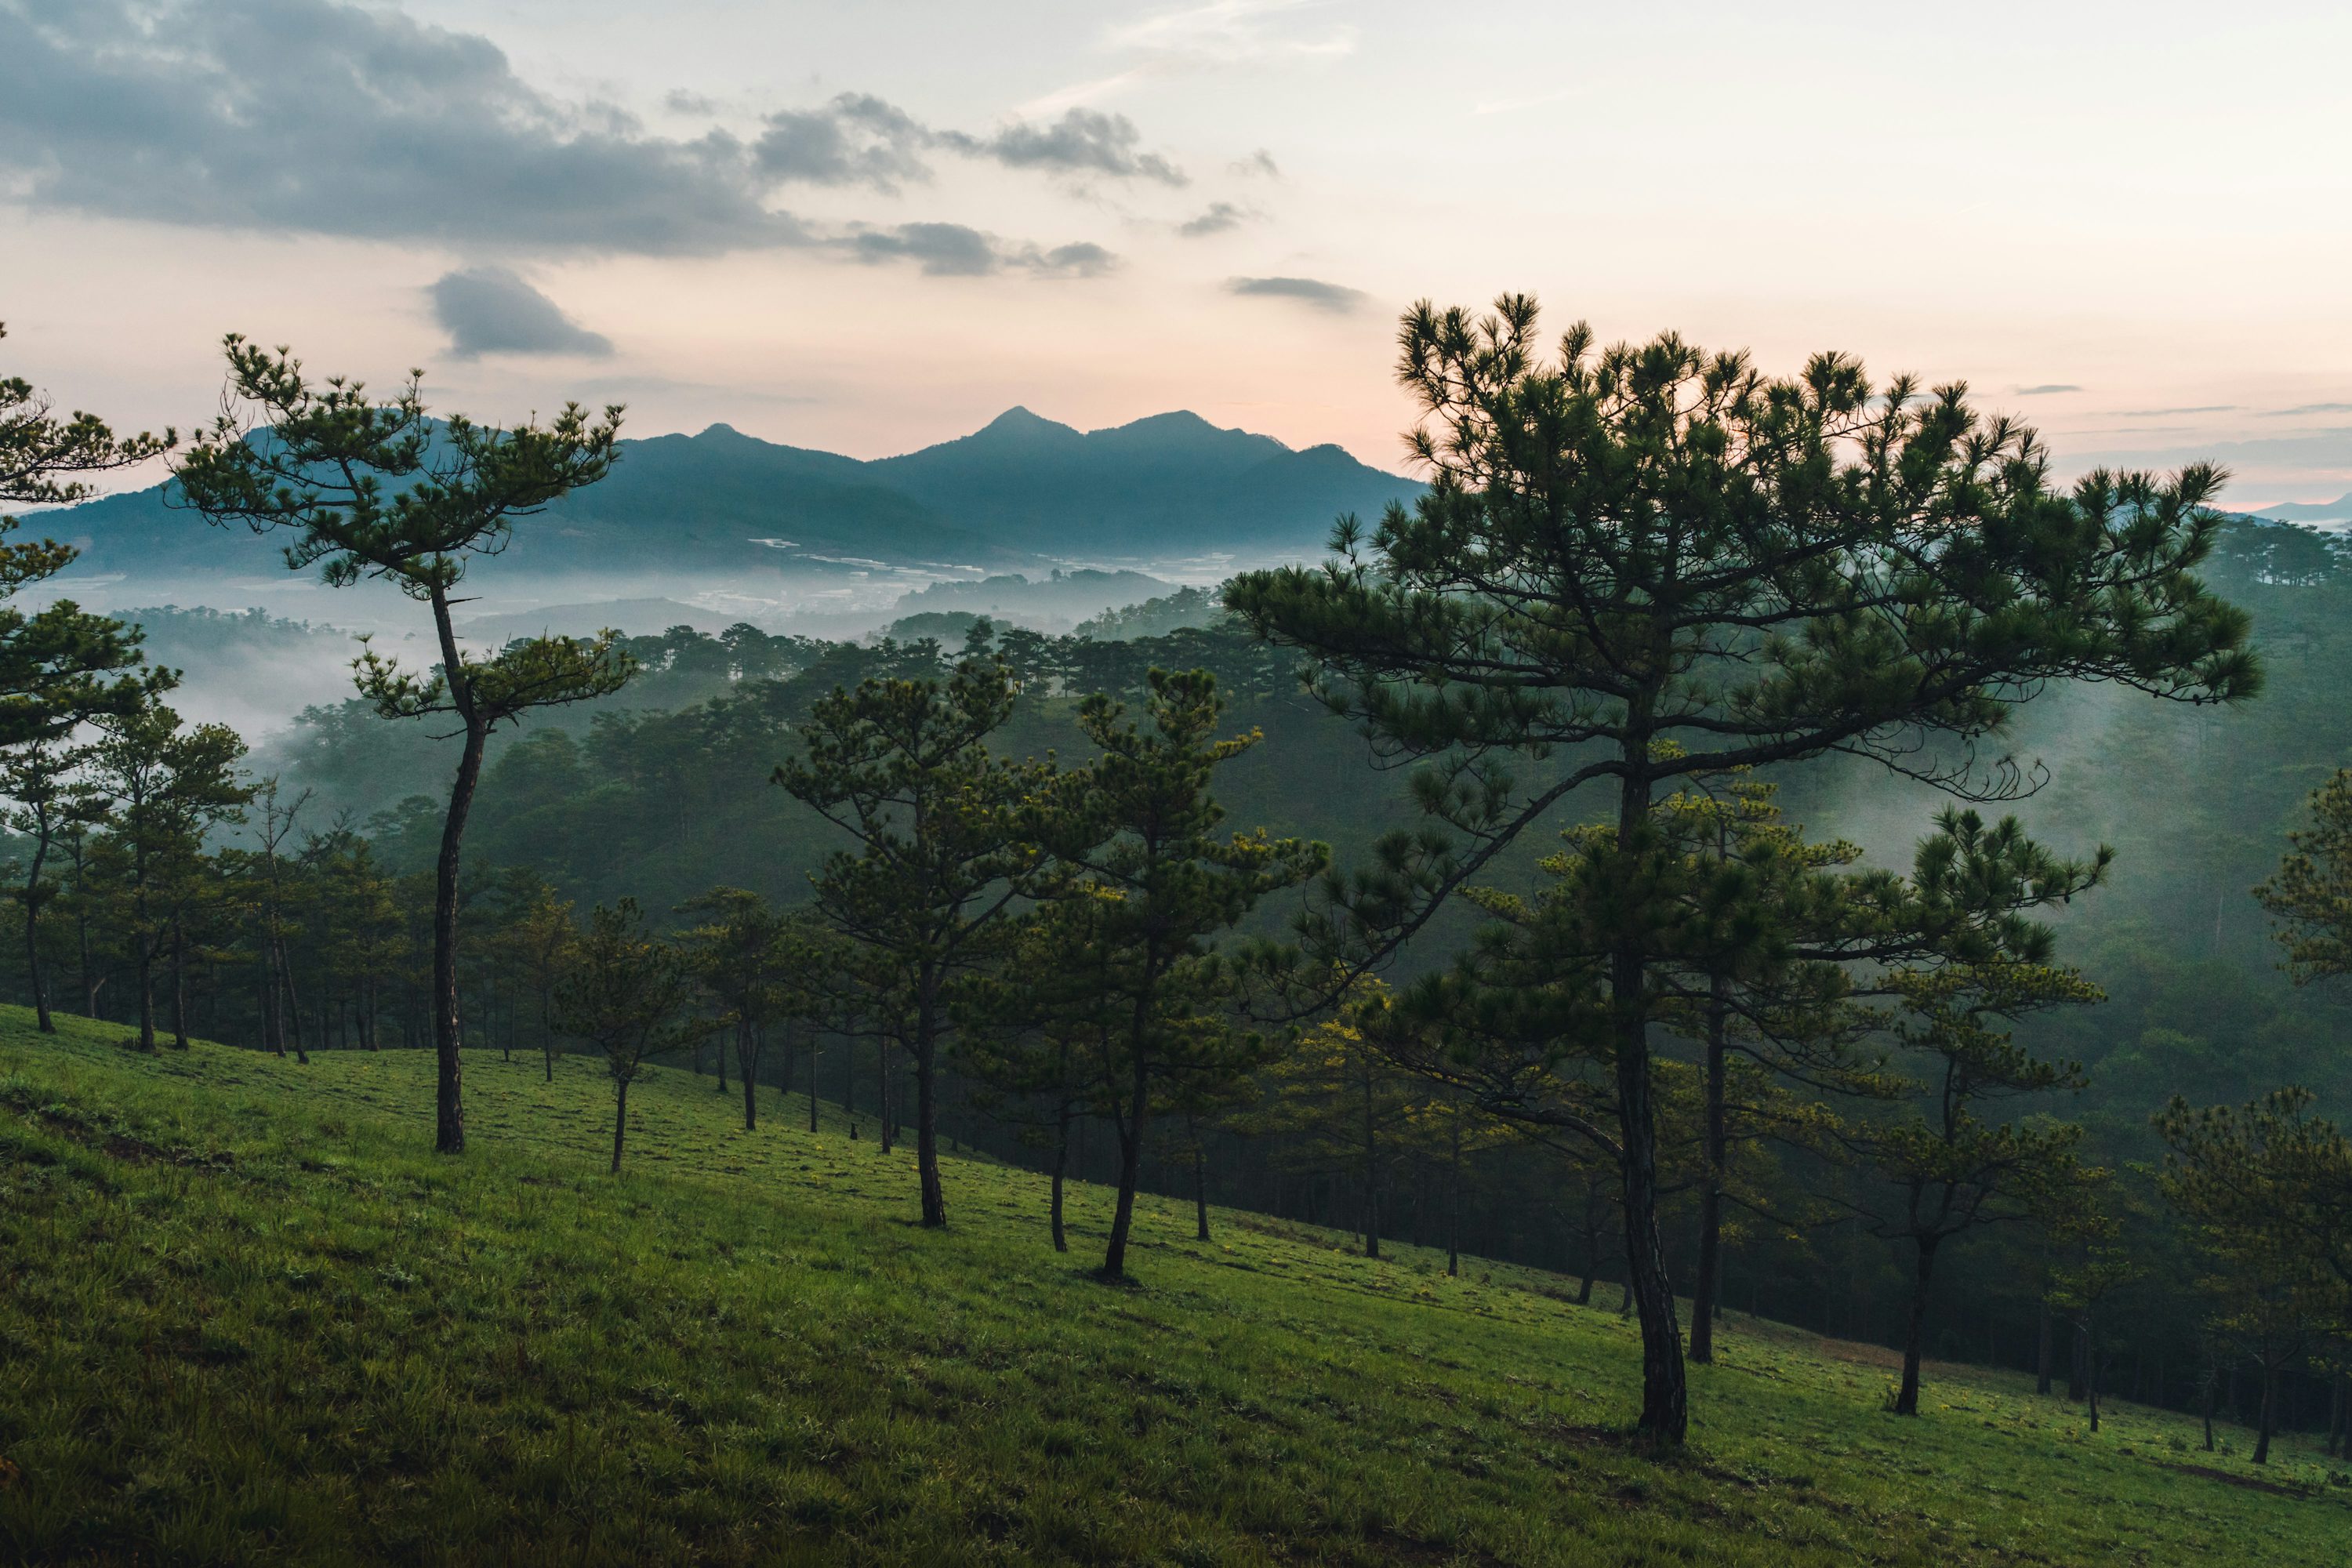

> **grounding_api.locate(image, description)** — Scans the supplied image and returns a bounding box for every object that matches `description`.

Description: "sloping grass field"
[2,1007,2347,1565]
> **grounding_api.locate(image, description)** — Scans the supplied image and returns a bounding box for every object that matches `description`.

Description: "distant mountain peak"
[978,405,1078,435]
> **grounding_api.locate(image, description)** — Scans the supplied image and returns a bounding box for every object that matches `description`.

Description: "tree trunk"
[2254,1363,2277,1465]
[24,829,51,1033]
[1612,964,1685,1439]
[1690,978,1730,1364]
[2084,1320,2101,1433]
[914,1000,946,1226]
[1192,1139,1210,1243]
[714,1022,728,1094]
[279,937,308,1066]
[430,681,488,1155]
[1050,1105,1071,1254]
[2036,1303,2055,1396]
[2202,1370,2216,1451]
[262,949,282,1058]
[879,1037,896,1155]
[1102,1054,1152,1280]
[610,1077,628,1174]
[169,915,189,1050]
[1360,1065,1381,1259]
[1894,1235,1941,1417]
[135,930,157,1051]
[739,1017,757,1131]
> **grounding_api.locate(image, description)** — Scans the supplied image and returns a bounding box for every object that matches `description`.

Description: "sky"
[5,0,2351,505]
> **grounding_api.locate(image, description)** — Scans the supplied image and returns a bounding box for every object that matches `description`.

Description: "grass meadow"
[3,1008,2347,1565]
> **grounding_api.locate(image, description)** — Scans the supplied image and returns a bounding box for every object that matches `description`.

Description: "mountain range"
[2255,493,2352,525]
[35,408,1421,581]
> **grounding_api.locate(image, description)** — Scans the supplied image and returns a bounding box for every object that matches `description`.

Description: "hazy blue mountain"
[34,408,1417,580]
[870,408,1415,554]
[2255,493,2352,524]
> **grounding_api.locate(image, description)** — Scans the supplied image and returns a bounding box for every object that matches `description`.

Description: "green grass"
[2,1010,2346,1566]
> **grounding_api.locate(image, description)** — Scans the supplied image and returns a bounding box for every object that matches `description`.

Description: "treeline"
[11,307,2352,1462]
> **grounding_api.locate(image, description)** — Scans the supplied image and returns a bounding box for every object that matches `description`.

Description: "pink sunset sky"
[5,0,2350,505]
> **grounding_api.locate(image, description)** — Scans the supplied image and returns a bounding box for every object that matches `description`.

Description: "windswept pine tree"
[1229,296,2259,1443]
[176,340,633,1152]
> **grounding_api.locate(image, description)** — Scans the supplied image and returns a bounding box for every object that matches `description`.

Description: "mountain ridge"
[34,408,1419,579]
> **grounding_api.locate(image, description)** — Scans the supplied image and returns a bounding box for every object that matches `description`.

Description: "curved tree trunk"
[1894,1235,1942,1416]
[431,706,488,1155]
[610,1077,628,1174]
[1102,1055,1151,1281]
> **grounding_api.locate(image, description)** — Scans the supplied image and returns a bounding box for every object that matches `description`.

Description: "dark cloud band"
[0,0,1125,274]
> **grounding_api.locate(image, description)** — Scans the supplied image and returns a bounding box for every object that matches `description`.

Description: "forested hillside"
[12,304,2352,1564]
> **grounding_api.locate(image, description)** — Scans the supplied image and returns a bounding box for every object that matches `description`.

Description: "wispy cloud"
[2261,402,2352,418]
[2013,383,2082,396]
[844,224,1115,278]
[1106,1,1358,66]
[1178,201,1253,237]
[1227,274,1364,313]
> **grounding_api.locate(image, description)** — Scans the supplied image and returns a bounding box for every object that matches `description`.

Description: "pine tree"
[176,339,633,1152]
[85,706,251,1051]
[777,652,1056,1227]
[1039,669,1324,1281]
[1228,296,2256,1443]
[552,900,697,1175]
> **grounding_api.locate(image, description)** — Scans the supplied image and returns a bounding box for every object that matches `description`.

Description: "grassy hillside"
[2,1012,2345,1566]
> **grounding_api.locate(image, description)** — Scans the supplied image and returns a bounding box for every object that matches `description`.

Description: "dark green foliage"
[552,898,697,1173]
[776,653,1058,1227]
[1007,668,1325,1279]
[1228,295,2258,1444]
[176,336,633,1155]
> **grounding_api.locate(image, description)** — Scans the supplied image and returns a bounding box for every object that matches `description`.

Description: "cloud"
[844,224,1117,278]
[1227,274,1364,313]
[427,267,612,358]
[2261,402,2352,418]
[0,0,796,255]
[2013,383,2082,396]
[964,108,1185,186]
[0,0,1127,270]
[1232,149,1282,178]
[753,93,936,194]
[1107,2,1357,67]
[748,96,1185,191]
[2112,405,2238,416]
[1178,201,1250,237]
